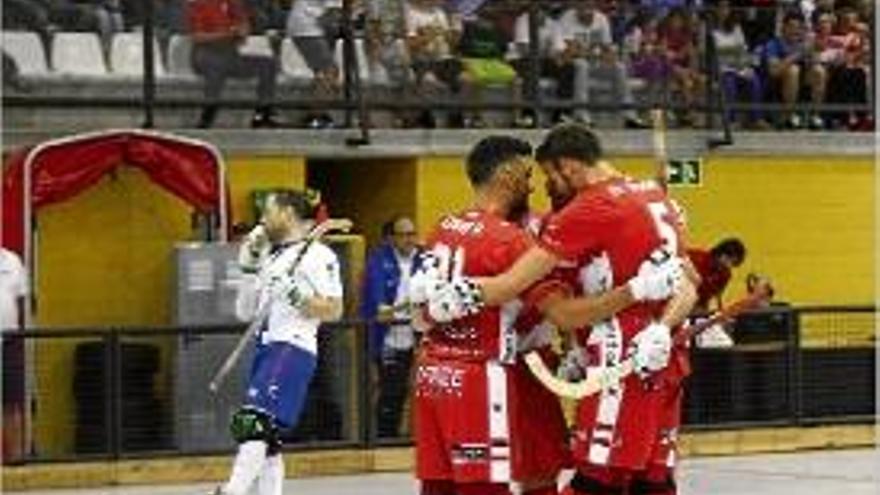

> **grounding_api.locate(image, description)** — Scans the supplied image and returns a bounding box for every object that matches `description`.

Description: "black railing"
[0,305,875,463]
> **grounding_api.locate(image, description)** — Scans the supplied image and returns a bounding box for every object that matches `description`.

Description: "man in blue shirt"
[762,11,828,129]
[360,215,424,438]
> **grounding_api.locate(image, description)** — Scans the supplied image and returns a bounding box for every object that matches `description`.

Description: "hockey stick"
[208,217,353,393]
[524,286,772,399]
[651,107,669,192]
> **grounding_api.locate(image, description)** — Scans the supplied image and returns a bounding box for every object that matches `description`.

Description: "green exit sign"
[667,158,702,186]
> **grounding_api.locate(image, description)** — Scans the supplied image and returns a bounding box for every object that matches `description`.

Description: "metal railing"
[0,305,875,463]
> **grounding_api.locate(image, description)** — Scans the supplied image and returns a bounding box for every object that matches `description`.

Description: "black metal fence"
[1,305,875,463]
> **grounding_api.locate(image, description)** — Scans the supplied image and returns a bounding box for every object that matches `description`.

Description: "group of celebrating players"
[217,122,703,495]
[407,123,700,495]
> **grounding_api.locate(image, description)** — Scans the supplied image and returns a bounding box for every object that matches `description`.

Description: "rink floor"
[15,448,878,495]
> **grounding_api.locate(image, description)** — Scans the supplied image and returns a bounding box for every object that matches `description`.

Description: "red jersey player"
[423,124,698,495]
[411,136,687,495]
[687,238,747,313]
[413,136,569,495]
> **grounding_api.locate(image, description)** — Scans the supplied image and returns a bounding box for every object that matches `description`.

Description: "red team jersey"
[539,177,685,472]
[415,209,569,485]
[686,248,732,310]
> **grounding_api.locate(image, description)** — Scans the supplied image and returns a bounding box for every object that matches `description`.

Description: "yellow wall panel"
[415,154,874,306]
[226,155,307,225]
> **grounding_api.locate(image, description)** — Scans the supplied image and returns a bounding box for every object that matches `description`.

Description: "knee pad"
[230,408,281,454]
[569,472,626,495]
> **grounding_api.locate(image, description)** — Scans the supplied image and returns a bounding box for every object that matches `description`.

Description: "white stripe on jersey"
[486,362,511,483]
[588,319,625,466]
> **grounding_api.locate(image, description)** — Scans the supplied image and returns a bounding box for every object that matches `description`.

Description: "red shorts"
[571,372,664,471]
[415,353,568,484]
[648,354,687,470]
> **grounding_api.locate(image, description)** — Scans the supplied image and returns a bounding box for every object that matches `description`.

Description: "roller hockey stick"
[208,217,352,393]
[524,285,772,399]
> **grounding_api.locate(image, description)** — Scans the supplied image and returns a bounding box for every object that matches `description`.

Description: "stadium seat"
[110,32,165,77]
[2,30,50,76]
[239,35,273,57]
[334,38,370,82]
[166,34,196,77]
[280,38,314,80]
[51,32,108,77]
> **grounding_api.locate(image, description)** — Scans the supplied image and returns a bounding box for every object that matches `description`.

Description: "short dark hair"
[782,10,805,26]
[711,238,746,262]
[535,123,603,166]
[271,189,320,221]
[466,136,533,187]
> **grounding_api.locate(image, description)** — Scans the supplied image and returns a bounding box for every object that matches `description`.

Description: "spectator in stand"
[364,0,409,84]
[3,0,121,50]
[821,7,872,130]
[404,0,473,127]
[187,0,281,128]
[623,8,673,112]
[712,0,769,128]
[510,3,577,124]
[761,11,827,129]
[287,0,343,129]
[458,4,524,128]
[734,0,779,50]
[560,0,649,128]
[364,0,412,126]
[660,7,705,127]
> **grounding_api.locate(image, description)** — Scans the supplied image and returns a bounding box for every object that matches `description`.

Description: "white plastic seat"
[51,32,108,76]
[238,35,273,57]
[166,34,195,76]
[334,38,370,82]
[1,30,49,76]
[280,38,314,80]
[109,32,165,77]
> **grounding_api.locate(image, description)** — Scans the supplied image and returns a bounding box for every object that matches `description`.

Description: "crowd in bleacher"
[2,0,874,130]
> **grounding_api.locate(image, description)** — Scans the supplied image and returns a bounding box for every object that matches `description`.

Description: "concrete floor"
[14,448,878,495]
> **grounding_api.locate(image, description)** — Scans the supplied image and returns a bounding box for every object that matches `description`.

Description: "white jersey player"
[214,190,343,495]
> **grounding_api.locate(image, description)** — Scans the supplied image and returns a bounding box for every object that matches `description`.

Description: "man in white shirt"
[1,247,27,463]
[287,0,343,128]
[213,190,343,495]
[510,4,577,123]
[560,0,648,128]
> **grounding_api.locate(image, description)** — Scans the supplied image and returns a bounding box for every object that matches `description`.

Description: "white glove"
[629,322,672,378]
[409,251,445,305]
[426,277,484,323]
[281,276,315,312]
[238,224,270,273]
[695,323,735,349]
[628,250,684,301]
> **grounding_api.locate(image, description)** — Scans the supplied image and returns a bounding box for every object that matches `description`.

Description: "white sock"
[257,454,285,495]
[223,441,267,495]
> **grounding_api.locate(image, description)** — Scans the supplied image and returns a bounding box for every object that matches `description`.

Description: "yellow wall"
[308,158,417,251]
[32,155,306,456]
[415,154,875,307]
